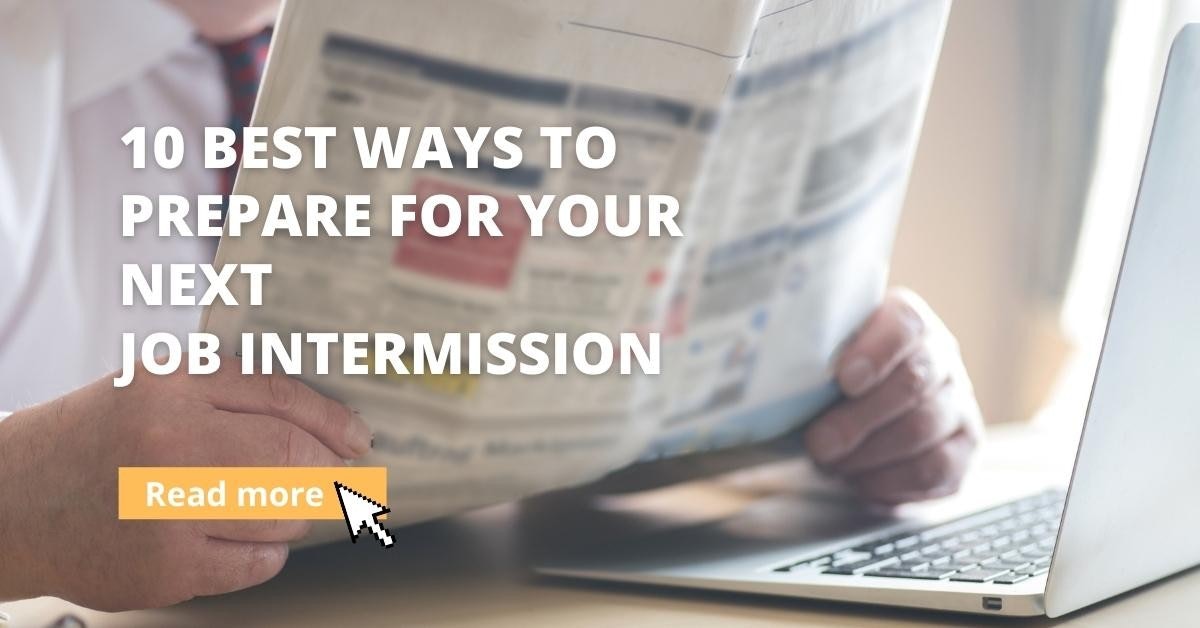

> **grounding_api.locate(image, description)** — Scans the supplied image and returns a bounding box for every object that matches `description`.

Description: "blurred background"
[893,0,1200,428]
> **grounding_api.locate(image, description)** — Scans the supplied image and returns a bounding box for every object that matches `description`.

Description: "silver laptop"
[535,25,1200,618]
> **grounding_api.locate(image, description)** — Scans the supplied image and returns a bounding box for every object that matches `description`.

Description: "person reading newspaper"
[0,0,980,613]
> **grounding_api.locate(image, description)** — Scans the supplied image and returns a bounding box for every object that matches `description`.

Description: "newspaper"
[204,0,949,525]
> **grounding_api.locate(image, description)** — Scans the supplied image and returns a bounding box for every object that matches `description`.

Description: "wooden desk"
[5,425,1195,627]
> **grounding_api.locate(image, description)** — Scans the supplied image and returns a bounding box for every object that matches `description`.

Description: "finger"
[849,428,975,505]
[805,343,948,465]
[162,410,349,467]
[189,539,288,598]
[193,363,371,459]
[203,411,349,467]
[836,288,930,397]
[199,519,313,543]
[830,381,964,474]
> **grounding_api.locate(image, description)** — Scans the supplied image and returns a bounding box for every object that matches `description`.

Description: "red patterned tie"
[214,29,273,197]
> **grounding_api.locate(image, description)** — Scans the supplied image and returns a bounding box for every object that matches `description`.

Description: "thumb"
[836,288,931,397]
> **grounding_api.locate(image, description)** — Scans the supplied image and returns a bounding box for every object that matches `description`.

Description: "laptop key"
[866,568,956,580]
[779,556,831,571]
[949,568,1012,583]
[819,566,859,575]
[822,556,900,575]
[831,550,873,565]
[993,574,1031,584]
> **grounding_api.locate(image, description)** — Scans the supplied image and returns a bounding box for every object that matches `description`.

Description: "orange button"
[117,467,387,520]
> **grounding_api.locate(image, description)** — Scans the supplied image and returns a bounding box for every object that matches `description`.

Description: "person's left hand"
[804,288,983,504]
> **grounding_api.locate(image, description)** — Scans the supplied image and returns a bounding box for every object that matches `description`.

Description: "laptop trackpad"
[531,486,906,576]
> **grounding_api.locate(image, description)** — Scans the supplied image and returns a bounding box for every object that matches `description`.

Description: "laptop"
[534,25,1200,618]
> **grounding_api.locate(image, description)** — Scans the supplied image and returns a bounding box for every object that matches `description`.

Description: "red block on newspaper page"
[392,178,528,289]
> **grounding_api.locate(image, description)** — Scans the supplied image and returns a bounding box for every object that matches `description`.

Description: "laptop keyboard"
[773,490,1064,584]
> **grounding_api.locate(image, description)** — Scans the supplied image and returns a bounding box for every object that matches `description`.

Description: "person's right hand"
[0,360,372,611]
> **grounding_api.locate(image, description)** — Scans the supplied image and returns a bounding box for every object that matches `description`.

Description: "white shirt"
[0,0,225,407]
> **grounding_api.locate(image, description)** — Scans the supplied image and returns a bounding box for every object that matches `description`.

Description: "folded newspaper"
[204,0,949,525]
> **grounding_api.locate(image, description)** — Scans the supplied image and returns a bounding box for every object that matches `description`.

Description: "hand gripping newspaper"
[203,0,950,526]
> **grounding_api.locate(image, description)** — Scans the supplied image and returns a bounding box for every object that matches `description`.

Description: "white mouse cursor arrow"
[334,481,394,548]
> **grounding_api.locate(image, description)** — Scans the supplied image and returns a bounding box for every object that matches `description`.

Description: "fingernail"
[839,357,875,397]
[345,409,373,457]
[900,302,926,336]
[808,423,849,464]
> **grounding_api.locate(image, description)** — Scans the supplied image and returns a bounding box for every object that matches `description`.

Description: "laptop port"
[982,597,1003,611]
